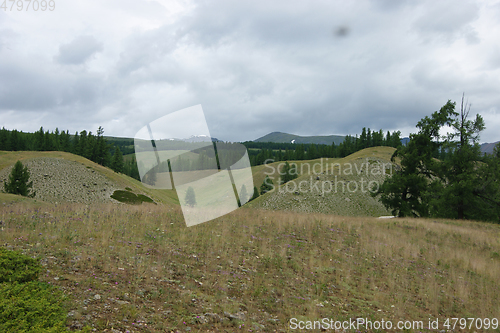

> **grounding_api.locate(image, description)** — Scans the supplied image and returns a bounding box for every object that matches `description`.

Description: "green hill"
[247,146,396,217]
[0,151,179,206]
[254,131,346,145]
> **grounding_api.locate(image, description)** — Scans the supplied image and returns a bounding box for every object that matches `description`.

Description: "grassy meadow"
[1,201,499,332]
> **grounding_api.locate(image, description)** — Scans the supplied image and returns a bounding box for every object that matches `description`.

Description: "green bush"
[111,190,155,205]
[0,281,69,333]
[0,247,41,283]
[0,248,90,332]
[137,194,155,203]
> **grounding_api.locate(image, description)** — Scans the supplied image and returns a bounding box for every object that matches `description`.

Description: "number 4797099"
[1,0,55,11]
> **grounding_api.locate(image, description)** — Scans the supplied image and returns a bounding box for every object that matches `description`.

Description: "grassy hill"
[0,151,179,206]
[248,146,396,217]
[254,131,346,145]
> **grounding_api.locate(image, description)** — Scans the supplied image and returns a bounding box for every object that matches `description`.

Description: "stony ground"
[0,157,120,204]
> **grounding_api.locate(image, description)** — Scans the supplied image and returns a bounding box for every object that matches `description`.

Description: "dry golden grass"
[1,200,499,332]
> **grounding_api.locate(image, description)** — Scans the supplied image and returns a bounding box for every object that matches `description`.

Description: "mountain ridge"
[254,131,345,145]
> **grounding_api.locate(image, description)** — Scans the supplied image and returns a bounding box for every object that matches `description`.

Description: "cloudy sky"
[1,0,500,143]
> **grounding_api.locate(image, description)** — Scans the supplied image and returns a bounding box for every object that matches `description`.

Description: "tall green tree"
[111,146,124,173]
[279,161,298,185]
[260,175,274,195]
[374,97,499,221]
[431,96,487,220]
[373,100,456,217]
[4,161,35,198]
[250,186,260,201]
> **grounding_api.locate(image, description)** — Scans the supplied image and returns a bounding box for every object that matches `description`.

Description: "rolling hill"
[248,146,396,217]
[0,151,179,206]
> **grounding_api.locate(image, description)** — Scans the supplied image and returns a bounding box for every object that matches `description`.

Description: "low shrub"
[0,247,41,283]
[111,190,155,205]
[0,281,69,333]
[0,247,90,332]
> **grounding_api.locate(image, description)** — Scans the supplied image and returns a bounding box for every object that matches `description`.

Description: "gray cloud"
[1,0,499,144]
[55,35,103,65]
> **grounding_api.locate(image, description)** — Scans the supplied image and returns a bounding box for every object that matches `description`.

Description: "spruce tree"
[111,146,124,173]
[280,161,298,185]
[250,186,260,201]
[4,161,35,198]
[260,175,274,195]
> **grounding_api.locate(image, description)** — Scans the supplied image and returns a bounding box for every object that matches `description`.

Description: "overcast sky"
[1,0,500,143]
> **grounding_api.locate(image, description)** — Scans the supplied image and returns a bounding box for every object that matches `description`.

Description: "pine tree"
[0,127,9,151]
[111,146,124,173]
[250,186,260,201]
[260,175,274,195]
[185,186,197,207]
[280,161,298,185]
[374,97,499,221]
[4,161,35,197]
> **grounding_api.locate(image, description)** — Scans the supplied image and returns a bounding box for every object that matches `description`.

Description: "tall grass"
[1,202,499,332]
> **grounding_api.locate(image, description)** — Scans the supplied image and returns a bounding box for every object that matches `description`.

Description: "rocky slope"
[0,157,119,204]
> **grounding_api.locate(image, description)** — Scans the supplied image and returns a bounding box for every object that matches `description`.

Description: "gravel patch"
[0,157,120,204]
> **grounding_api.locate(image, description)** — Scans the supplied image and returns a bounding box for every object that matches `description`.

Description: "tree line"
[245,128,402,166]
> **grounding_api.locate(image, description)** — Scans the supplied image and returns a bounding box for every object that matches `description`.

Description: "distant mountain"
[480,141,499,154]
[400,137,410,146]
[182,135,221,143]
[254,132,345,145]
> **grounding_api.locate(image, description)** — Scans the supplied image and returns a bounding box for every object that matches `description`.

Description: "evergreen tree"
[10,130,19,151]
[390,130,402,148]
[4,161,35,197]
[43,130,54,151]
[34,127,44,151]
[385,131,391,146]
[374,97,499,221]
[72,131,80,155]
[295,144,305,160]
[308,144,318,160]
[260,175,274,195]
[0,127,9,150]
[185,186,197,207]
[280,161,298,185]
[111,146,124,173]
[359,127,367,149]
[431,96,487,220]
[95,126,110,166]
[250,186,260,201]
